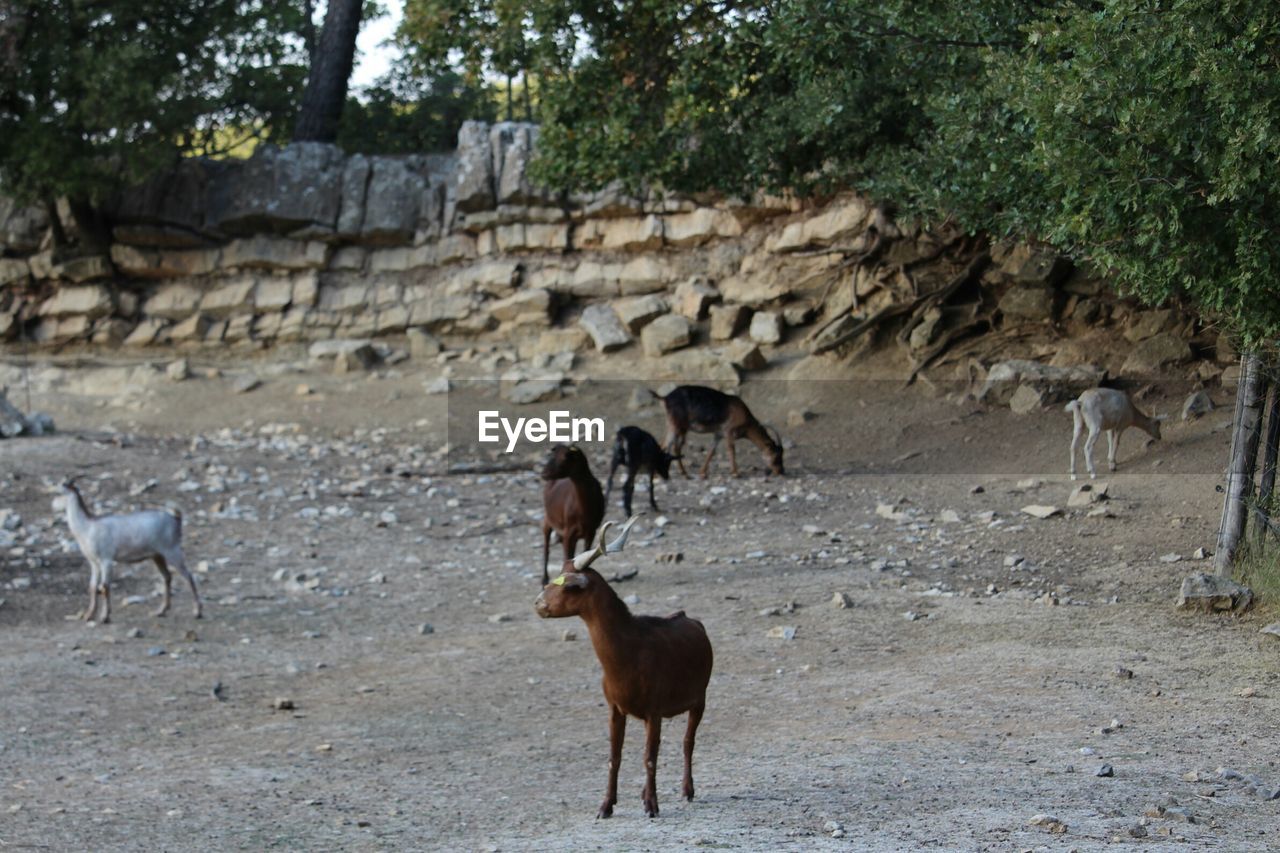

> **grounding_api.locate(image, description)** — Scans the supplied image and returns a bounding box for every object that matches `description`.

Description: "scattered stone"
[488,613,513,623]
[969,484,985,494]
[407,328,443,358]
[1176,572,1253,613]
[1020,504,1061,519]
[876,503,908,522]
[1114,666,1134,680]
[1086,505,1116,519]
[126,627,144,639]
[233,375,262,394]
[561,630,576,642]
[673,277,720,320]
[1009,383,1046,415]
[424,377,450,395]
[273,697,295,711]
[1181,390,1213,421]
[1159,552,1183,563]
[938,509,961,523]
[579,304,631,352]
[1027,814,1067,834]
[1192,547,1208,560]
[766,625,797,640]
[787,409,814,428]
[613,294,668,333]
[166,359,190,382]
[1095,763,1114,777]
[720,339,766,371]
[418,623,434,635]
[709,304,750,340]
[641,314,693,356]
[748,311,784,345]
[655,552,683,564]
[1067,482,1108,507]
[1259,623,1280,640]
[146,647,166,657]
[903,611,925,622]
[831,592,853,609]
[295,383,313,396]
[504,378,563,405]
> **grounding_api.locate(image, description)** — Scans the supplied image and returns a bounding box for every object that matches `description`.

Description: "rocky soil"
[1,347,1278,851]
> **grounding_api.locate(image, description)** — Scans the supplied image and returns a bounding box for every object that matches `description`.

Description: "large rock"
[979,359,1102,406]
[613,294,668,333]
[112,156,236,244]
[123,317,169,346]
[720,340,767,371]
[0,196,49,253]
[641,314,692,356]
[489,288,553,326]
[454,121,496,214]
[209,142,344,235]
[169,312,213,342]
[1121,333,1194,377]
[653,349,739,386]
[1176,572,1253,613]
[51,255,112,283]
[767,197,870,252]
[336,154,371,236]
[143,283,203,319]
[1123,309,1179,343]
[749,311,784,345]
[996,244,1071,285]
[599,215,664,252]
[221,236,327,270]
[361,156,427,243]
[664,208,743,247]
[1009,383,1046,415]
[39,285,113,319]
[0,257,29,286]
[110,244,220,278]
[579,304,631,352]
[674,277,720,320]
[710,304,749,340]
[493,123,546,206]
[999,285,1058,321]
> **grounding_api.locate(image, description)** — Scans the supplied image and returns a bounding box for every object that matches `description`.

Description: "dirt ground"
[1,344,1278,852]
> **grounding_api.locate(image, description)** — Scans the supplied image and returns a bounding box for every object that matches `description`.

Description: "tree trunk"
[302,0,317,62]
[1254,380,1280,548]
[522,73,533,121]
[293,0,363,143]
[506,75,513,122]
[1215,353,1269,574]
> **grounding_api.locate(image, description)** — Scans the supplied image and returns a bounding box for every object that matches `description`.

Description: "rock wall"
[0,121,1229,385]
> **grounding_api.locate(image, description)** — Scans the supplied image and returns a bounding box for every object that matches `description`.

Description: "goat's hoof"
[100,616,111,625]
[644,802,659,818]
[683,787,695,802]
[152,608,169,618]
[194,609,203,619]
[596,804,614,820]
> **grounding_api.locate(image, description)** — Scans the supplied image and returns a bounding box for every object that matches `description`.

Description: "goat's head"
[534,517,638,617]
[762,425,785,476]
[542,444,590,481]
[656,450,680,481]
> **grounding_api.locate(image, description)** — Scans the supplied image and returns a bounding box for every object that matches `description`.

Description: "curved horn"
[765,424,783,447]
[572,520,615,572]
[571,516,640,572]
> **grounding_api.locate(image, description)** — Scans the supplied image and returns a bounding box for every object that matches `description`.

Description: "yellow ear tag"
[551,575,567,586]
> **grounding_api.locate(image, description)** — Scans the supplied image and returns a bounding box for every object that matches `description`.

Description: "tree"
[336,67,497,154]
[0,0,308,250]
[293,0,365,142]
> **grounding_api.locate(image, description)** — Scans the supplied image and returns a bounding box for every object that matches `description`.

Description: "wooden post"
[1254,380,1280,548]
[1215,353,1268,574]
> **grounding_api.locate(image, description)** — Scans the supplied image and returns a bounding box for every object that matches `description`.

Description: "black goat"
[604,426,678,517]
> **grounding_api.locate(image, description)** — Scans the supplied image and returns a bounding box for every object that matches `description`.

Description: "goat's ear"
[560,572,590,589]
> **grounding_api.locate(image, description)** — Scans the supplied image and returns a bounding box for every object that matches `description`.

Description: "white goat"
[1065,388,1164,480]
[60,480,203,623]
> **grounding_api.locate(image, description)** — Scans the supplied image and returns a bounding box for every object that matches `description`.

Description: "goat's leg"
[647,471,659,512]
[623,472,636,518]
[80,561,100,621]
[604,462,618,508]
[598,706,625,819]
[541,524,552,586]
[1069,413,1083,480]
[152,556,173,617]
[169,551,203,618]
[699,435,721,480]
[726,433,740,478]
[671,433,691,479]
[97,561,113,624]
[1083,429,1100,479]
[682,703,704,801]
[641,715,663,817]
[1107,429,1118,472]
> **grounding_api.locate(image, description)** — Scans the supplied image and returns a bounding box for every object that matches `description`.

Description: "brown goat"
[653,385,784,479]
[535,519,714,818]
[540,444,605,585]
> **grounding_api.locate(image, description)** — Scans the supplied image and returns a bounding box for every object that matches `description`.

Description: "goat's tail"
[647,388,663,402]
[1064,399,1079,414]
[166,506,183,535]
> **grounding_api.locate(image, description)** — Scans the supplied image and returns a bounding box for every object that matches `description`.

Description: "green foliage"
[916,0,1280,348]
[0,0,309,206]
[336,68,497,154]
